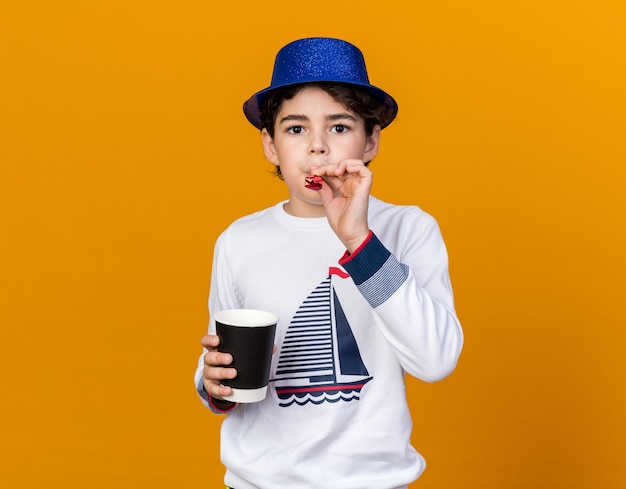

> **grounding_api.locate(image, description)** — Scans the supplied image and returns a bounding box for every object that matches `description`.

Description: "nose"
[308,132,328,155]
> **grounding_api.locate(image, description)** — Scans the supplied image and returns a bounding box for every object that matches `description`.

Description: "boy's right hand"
[200,334,237,400]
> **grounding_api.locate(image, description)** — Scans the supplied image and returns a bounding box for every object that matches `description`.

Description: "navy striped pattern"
[275,277,335,381]
[356,255,409,308]
[341,232,409,307]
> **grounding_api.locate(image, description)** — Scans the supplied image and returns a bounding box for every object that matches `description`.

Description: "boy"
[195,37,464,489]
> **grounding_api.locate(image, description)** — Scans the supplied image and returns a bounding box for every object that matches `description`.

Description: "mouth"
[304,175,323,190]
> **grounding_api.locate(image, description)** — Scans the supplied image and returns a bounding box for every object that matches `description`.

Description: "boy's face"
[262,86,380,218]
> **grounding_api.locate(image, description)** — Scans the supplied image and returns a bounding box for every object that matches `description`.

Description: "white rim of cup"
[214,309,279,327]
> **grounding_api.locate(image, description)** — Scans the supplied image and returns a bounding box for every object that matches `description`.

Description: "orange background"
[1,1,625,487]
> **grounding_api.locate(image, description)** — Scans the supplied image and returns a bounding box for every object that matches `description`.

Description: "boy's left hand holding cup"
[200,334,238,406]
[201,309,278,406]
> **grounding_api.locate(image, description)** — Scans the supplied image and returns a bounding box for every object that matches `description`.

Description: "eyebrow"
[278,113,358,125]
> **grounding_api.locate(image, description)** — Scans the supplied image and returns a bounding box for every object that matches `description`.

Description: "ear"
[261,128,280,167]
[363,125,381,162]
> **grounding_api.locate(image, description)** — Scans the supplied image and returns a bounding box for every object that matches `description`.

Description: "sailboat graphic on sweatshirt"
[272,267,372,407]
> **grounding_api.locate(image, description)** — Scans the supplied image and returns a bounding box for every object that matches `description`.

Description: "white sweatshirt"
[195,197,463,489]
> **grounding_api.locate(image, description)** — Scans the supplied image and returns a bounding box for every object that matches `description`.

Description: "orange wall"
[1,1,625,487]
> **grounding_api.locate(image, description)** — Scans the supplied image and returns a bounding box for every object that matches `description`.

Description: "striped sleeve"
[339,231,409,308]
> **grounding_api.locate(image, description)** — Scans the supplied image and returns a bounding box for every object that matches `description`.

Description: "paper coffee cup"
[215,309,278,403]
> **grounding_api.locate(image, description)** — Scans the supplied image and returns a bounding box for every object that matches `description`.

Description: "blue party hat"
[242,37,398,129]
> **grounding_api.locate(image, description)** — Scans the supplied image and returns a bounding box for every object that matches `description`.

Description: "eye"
[287,125,304,135]
[331,124,349,134]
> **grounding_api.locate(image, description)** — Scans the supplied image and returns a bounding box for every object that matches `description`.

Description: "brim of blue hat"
[242,80,398,130]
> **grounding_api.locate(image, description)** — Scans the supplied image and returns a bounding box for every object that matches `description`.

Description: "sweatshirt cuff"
[209,395,238,414]
[338,231,390,285]
[339,231,409,308]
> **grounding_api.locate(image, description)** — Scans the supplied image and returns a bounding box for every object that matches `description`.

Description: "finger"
[317,162,349,178]
[204,350,233,367]
[315,178,339,204]
[331,160,347,176]
[340,159,369,176]
[309,163,339,177]
[200,334,220,350]
[203,363,237,382]
[331,159,366,176]
[203,358,238,400]
[204,379,234,399]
